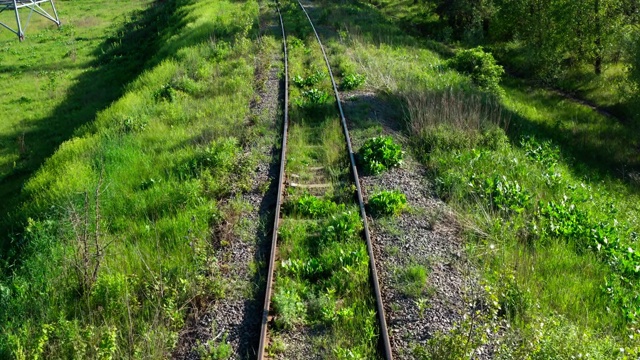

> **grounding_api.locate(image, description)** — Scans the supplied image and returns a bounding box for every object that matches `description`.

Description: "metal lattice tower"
[0,0,61,41]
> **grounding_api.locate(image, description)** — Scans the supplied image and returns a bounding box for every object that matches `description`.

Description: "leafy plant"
[448,47,504,94]
[358,136,404,175]
[340,73,366,90]
[322,211,363,242]
[481,175,532,214]
[292,69,326,88]
[368,190,407,217]
[296,88,330,108]
[285,194,343,218]
[280,258,327,281]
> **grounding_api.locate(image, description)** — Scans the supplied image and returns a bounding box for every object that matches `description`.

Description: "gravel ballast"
[343,92,486,359]
[172,11,283,359]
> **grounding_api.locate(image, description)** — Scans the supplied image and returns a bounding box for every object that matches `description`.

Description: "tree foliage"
[429,0,634,80]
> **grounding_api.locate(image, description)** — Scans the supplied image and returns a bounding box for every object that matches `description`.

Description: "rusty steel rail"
[296,1,393,359]
[257,6,288,359]
[258,3,392,359]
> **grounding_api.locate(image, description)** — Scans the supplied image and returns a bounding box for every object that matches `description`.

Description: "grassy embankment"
[266,2,379,357]
[309,0,640,357]
[0,0,279,357]
[0,0,150,246]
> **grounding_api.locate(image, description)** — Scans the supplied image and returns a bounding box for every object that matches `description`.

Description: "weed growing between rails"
[0,0,269,358]
[264,2,381,358]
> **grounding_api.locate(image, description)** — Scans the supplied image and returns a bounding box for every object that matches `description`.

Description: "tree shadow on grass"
[0,0,192,257]
[500,77,640,186]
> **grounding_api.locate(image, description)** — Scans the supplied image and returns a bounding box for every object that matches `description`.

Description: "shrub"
[340,73,366,90]
[368,190,407,217]
[358,136,404,175]
[448,47,504,94]
[296,88,330,108]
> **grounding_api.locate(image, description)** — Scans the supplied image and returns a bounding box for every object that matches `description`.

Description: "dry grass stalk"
[403,88,510,135]
[68,168,112,293]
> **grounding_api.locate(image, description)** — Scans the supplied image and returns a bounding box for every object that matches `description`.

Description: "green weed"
[367,190,407,217]
[284,194,344,218]
[272,281,306,330]
[340,73,366,90]
[322,211,363,243]
[398,264,428,298]
[196,336,232,360]
[292,69,326,88]
[358,136,404,175]
[296,88,330,108]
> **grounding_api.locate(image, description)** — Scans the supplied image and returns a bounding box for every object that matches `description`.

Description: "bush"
[296,88,330,108]
[448,47,504,94]
[340,73,366,90]
[358,136,404,175]
[368,190,407,217]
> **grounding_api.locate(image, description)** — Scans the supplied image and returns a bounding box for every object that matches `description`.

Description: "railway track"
[257,1,392,358]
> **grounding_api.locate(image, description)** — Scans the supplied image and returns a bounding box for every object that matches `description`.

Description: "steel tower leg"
[0,0,62,40]
[49,0,60,27]
[13,0,24,41]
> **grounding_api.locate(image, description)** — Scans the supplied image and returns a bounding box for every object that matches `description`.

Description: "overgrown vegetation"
[304,0,640,357]
[358,136,404,175]
[269,1,380,357]
[0,0,275,357]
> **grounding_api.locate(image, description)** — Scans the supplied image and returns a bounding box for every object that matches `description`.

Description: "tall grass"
[0,0,273,358]
[403,89,510,139]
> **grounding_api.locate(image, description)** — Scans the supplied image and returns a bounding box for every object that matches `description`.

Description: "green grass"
[0,0,155,226]
[303,0,640,357]
[0,0,279,357]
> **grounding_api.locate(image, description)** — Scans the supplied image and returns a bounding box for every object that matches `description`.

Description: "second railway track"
[258,1,392,359]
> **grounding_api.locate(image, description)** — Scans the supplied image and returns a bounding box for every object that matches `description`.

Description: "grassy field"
[0,0,278,357]
[0,0,153,229]
[309,0,640,357]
